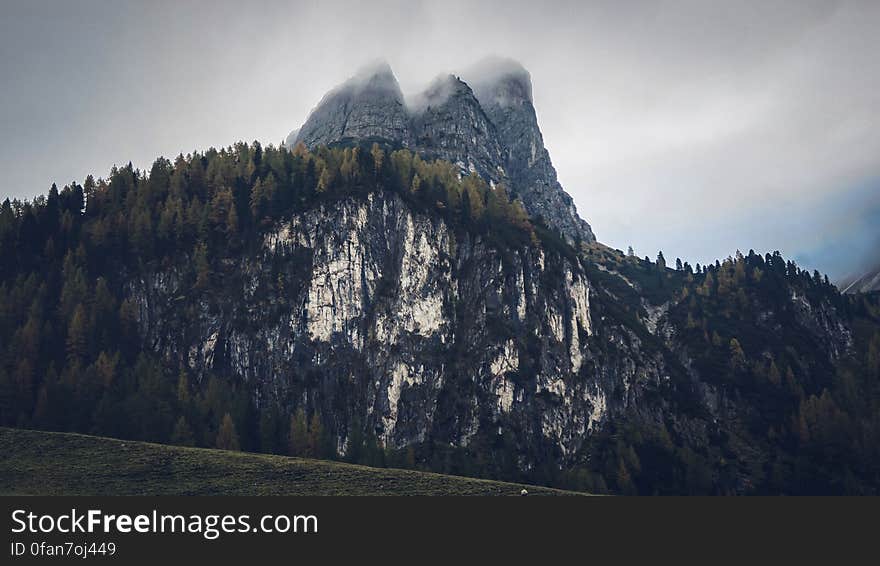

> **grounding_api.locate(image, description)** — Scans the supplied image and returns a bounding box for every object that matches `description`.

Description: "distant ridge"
[839,265,880,294]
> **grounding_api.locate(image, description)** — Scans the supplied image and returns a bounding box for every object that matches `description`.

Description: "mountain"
[288,59,595,245]
[409,74,505,182]
[1,65,879,495]
[295,61,412,149]
[462,58,594,245]
[839,264,880,294]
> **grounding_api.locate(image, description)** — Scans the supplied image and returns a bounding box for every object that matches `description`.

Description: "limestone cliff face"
[289,60,595,245]
[123,188,858,480]
[127,191,632,463]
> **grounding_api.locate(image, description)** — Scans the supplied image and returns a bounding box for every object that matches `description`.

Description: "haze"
[2,0,878,279]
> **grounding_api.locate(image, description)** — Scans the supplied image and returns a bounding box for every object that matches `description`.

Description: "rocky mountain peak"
[409,74,506,181]
[286,59,595,243]
[294,60,411,148]
[461,58,595,243]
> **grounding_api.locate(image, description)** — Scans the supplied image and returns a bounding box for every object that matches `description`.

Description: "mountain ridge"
[839,264,880,294]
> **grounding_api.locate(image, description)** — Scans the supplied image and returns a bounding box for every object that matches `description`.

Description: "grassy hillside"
[0,428,578,496]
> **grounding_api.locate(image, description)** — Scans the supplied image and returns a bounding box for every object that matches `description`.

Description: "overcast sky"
[2,0,879,279]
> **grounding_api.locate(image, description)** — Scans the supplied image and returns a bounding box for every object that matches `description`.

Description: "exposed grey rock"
[409,75,506,183]
[126,191,649,463]
[838,264,880,294]
[123,189,856,484]
[463,58,595,244]
[287,59,596,244]
[295,61,412,149]
[282,128,298,148]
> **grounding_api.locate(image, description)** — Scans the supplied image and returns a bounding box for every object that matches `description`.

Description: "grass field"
[0,428,579,496]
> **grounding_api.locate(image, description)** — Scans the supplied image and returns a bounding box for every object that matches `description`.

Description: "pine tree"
[729,338,746,371]
[734,259,747,283]
[66,304,89,364]
[370,143,385,175]
[171,416,195,446]
[656,251,666,270]
[262,173,278,216]
[176,370,190,404]
[410,173,422,195]
[316,167,332,193]
[249,178,266,221]
[194,243,210,289]
[94,351,118,388]
[307,412,323,459]
[259,408,279,454]
[616,458,636,495]
[768,359,782,386]
[288,408,308,456]
[226,202,239,237]
[216,413,241,451]
[346,418,365,464]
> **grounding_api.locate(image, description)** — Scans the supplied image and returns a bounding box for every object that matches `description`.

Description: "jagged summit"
[409,74,505,182]
[461,59,594,244]
[286,59,595,243]
[294,60,411,148]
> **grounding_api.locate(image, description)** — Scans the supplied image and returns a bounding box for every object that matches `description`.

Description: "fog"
[406,74,465,114]
[460,56,533,107]
[2,0,878,279]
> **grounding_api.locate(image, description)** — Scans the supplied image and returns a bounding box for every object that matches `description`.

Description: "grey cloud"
[406,74,466,114]
[459,56,533,107]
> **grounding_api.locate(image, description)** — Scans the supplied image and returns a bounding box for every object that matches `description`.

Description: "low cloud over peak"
[460,56,533,107]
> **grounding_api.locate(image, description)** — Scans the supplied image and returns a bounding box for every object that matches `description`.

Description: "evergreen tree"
[259,407,280,454]
[176,370,190,404]
[656,251,666,270]
[66,304,89,364]
[370,143,385,175]
[307,412,323,459]
[216,413,241,451]
[288,408,308,456]
[194,243,210,289]
[171,416,195,446]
